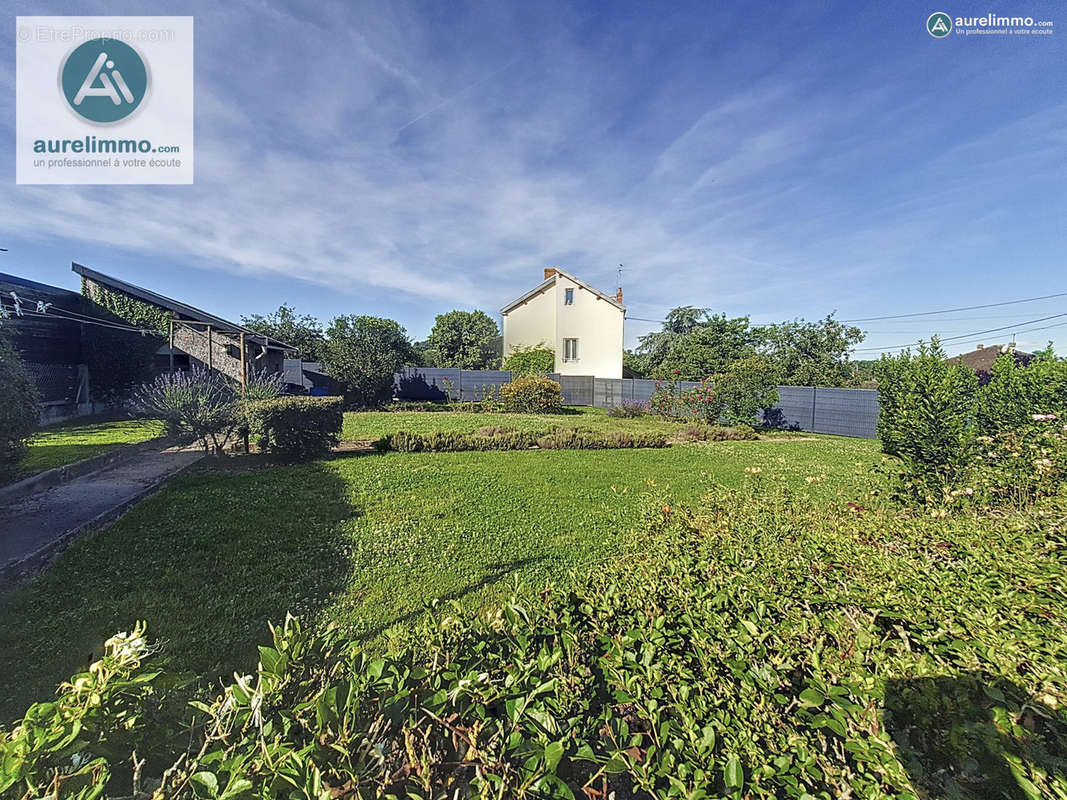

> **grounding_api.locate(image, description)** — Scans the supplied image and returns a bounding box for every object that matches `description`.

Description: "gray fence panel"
[390,368,879,438]
[771,385,816,431]
[594,378,624,409]
[458,370,512,401]
[549,374,595,406]
[811,387,879,438]
[394,367,461,401]
[630,379,658,405]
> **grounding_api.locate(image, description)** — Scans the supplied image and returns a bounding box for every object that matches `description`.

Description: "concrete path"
[0,446,203,587]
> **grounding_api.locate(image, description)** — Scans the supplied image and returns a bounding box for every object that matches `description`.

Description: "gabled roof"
[500,269,626,315]
[72,262,297,352]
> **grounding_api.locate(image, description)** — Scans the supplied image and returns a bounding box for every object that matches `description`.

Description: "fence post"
[811,386,817,432]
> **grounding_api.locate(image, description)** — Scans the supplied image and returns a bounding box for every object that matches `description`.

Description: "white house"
[500,268,625,379]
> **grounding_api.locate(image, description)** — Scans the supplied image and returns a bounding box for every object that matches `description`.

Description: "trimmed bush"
[374,428,667,453]
[535,429,667,450]
[499,375,564,413]
[675,423,758,442]
[0,332,41,482]
[246,396,343,460]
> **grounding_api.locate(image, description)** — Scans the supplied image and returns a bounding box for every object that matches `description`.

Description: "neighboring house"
[946,342,1033,384]
[500,268,625,379]
[73,263,296,385]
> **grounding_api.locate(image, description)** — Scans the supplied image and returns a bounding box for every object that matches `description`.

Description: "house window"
[564,288,574,305]
[563,338,579,362]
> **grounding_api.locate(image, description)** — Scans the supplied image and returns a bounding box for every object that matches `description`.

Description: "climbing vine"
[81,278,169,402]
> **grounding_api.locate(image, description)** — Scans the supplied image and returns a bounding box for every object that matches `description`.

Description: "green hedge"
[245,396,343,460]
[374,428,668,453]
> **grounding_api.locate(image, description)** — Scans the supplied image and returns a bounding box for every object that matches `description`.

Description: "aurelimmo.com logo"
[927,11,953,37]
[59,37,149,124]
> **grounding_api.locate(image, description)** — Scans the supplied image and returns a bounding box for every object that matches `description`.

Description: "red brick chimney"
[544,267,558,280]
[616,287,623,303]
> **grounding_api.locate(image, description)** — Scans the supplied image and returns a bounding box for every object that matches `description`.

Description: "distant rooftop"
[946,343,1033,374]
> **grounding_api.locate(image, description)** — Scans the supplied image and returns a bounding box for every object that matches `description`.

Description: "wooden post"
[168,319,174,372]
[207,325,213,371]
[239,332,247,395]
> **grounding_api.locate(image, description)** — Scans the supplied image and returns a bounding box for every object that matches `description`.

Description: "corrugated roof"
[500,269,626,314]
[72,262,297,352]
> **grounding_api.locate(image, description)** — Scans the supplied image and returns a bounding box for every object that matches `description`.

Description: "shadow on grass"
[885,674,1067,798]
[0,460,357,723]
[351,556,549,644]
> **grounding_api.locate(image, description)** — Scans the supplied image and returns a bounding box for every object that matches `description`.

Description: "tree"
[756,315,865,388]
[241,304,325,362]
[636,308,759,380]
[504,344,555,375]
[0,329,40,482]
[320,315,415,408]
[425,310,501,370]
[715,355,780,425]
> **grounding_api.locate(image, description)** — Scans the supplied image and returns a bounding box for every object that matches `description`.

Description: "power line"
[842,291,1067,323]
[851,311,1067,354]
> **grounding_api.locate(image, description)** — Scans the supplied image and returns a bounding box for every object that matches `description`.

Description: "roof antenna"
[616,264,624,304]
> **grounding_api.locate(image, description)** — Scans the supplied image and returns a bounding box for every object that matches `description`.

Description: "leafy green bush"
[245,396,343,460]
[503,343,555,375]
[976,349,1067,435]
[499,374,564,413]
[6,483,1066,798]
[875,341,980,502]
[0,331,40,482]
[715,354,779,425]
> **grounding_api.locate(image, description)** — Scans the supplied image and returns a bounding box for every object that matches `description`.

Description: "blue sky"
[2,0,1065,355]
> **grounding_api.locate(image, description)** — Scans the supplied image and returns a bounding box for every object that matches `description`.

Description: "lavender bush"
[607,400,648,418]
[134,366,283,453]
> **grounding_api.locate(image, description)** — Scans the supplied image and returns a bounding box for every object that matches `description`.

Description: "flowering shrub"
[967,414,1067,506]
[134,366,284,453]
[134,366,237,451]
[499,375,564,413]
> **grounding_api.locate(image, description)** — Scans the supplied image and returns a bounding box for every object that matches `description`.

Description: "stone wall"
[171,325,284,384]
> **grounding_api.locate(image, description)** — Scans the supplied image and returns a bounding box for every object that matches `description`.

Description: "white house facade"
[500,268,625,379]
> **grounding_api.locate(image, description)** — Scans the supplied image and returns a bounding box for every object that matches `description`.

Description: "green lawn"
[341,406,729,440]
[14,417,165,480]
[0,420,878,719]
